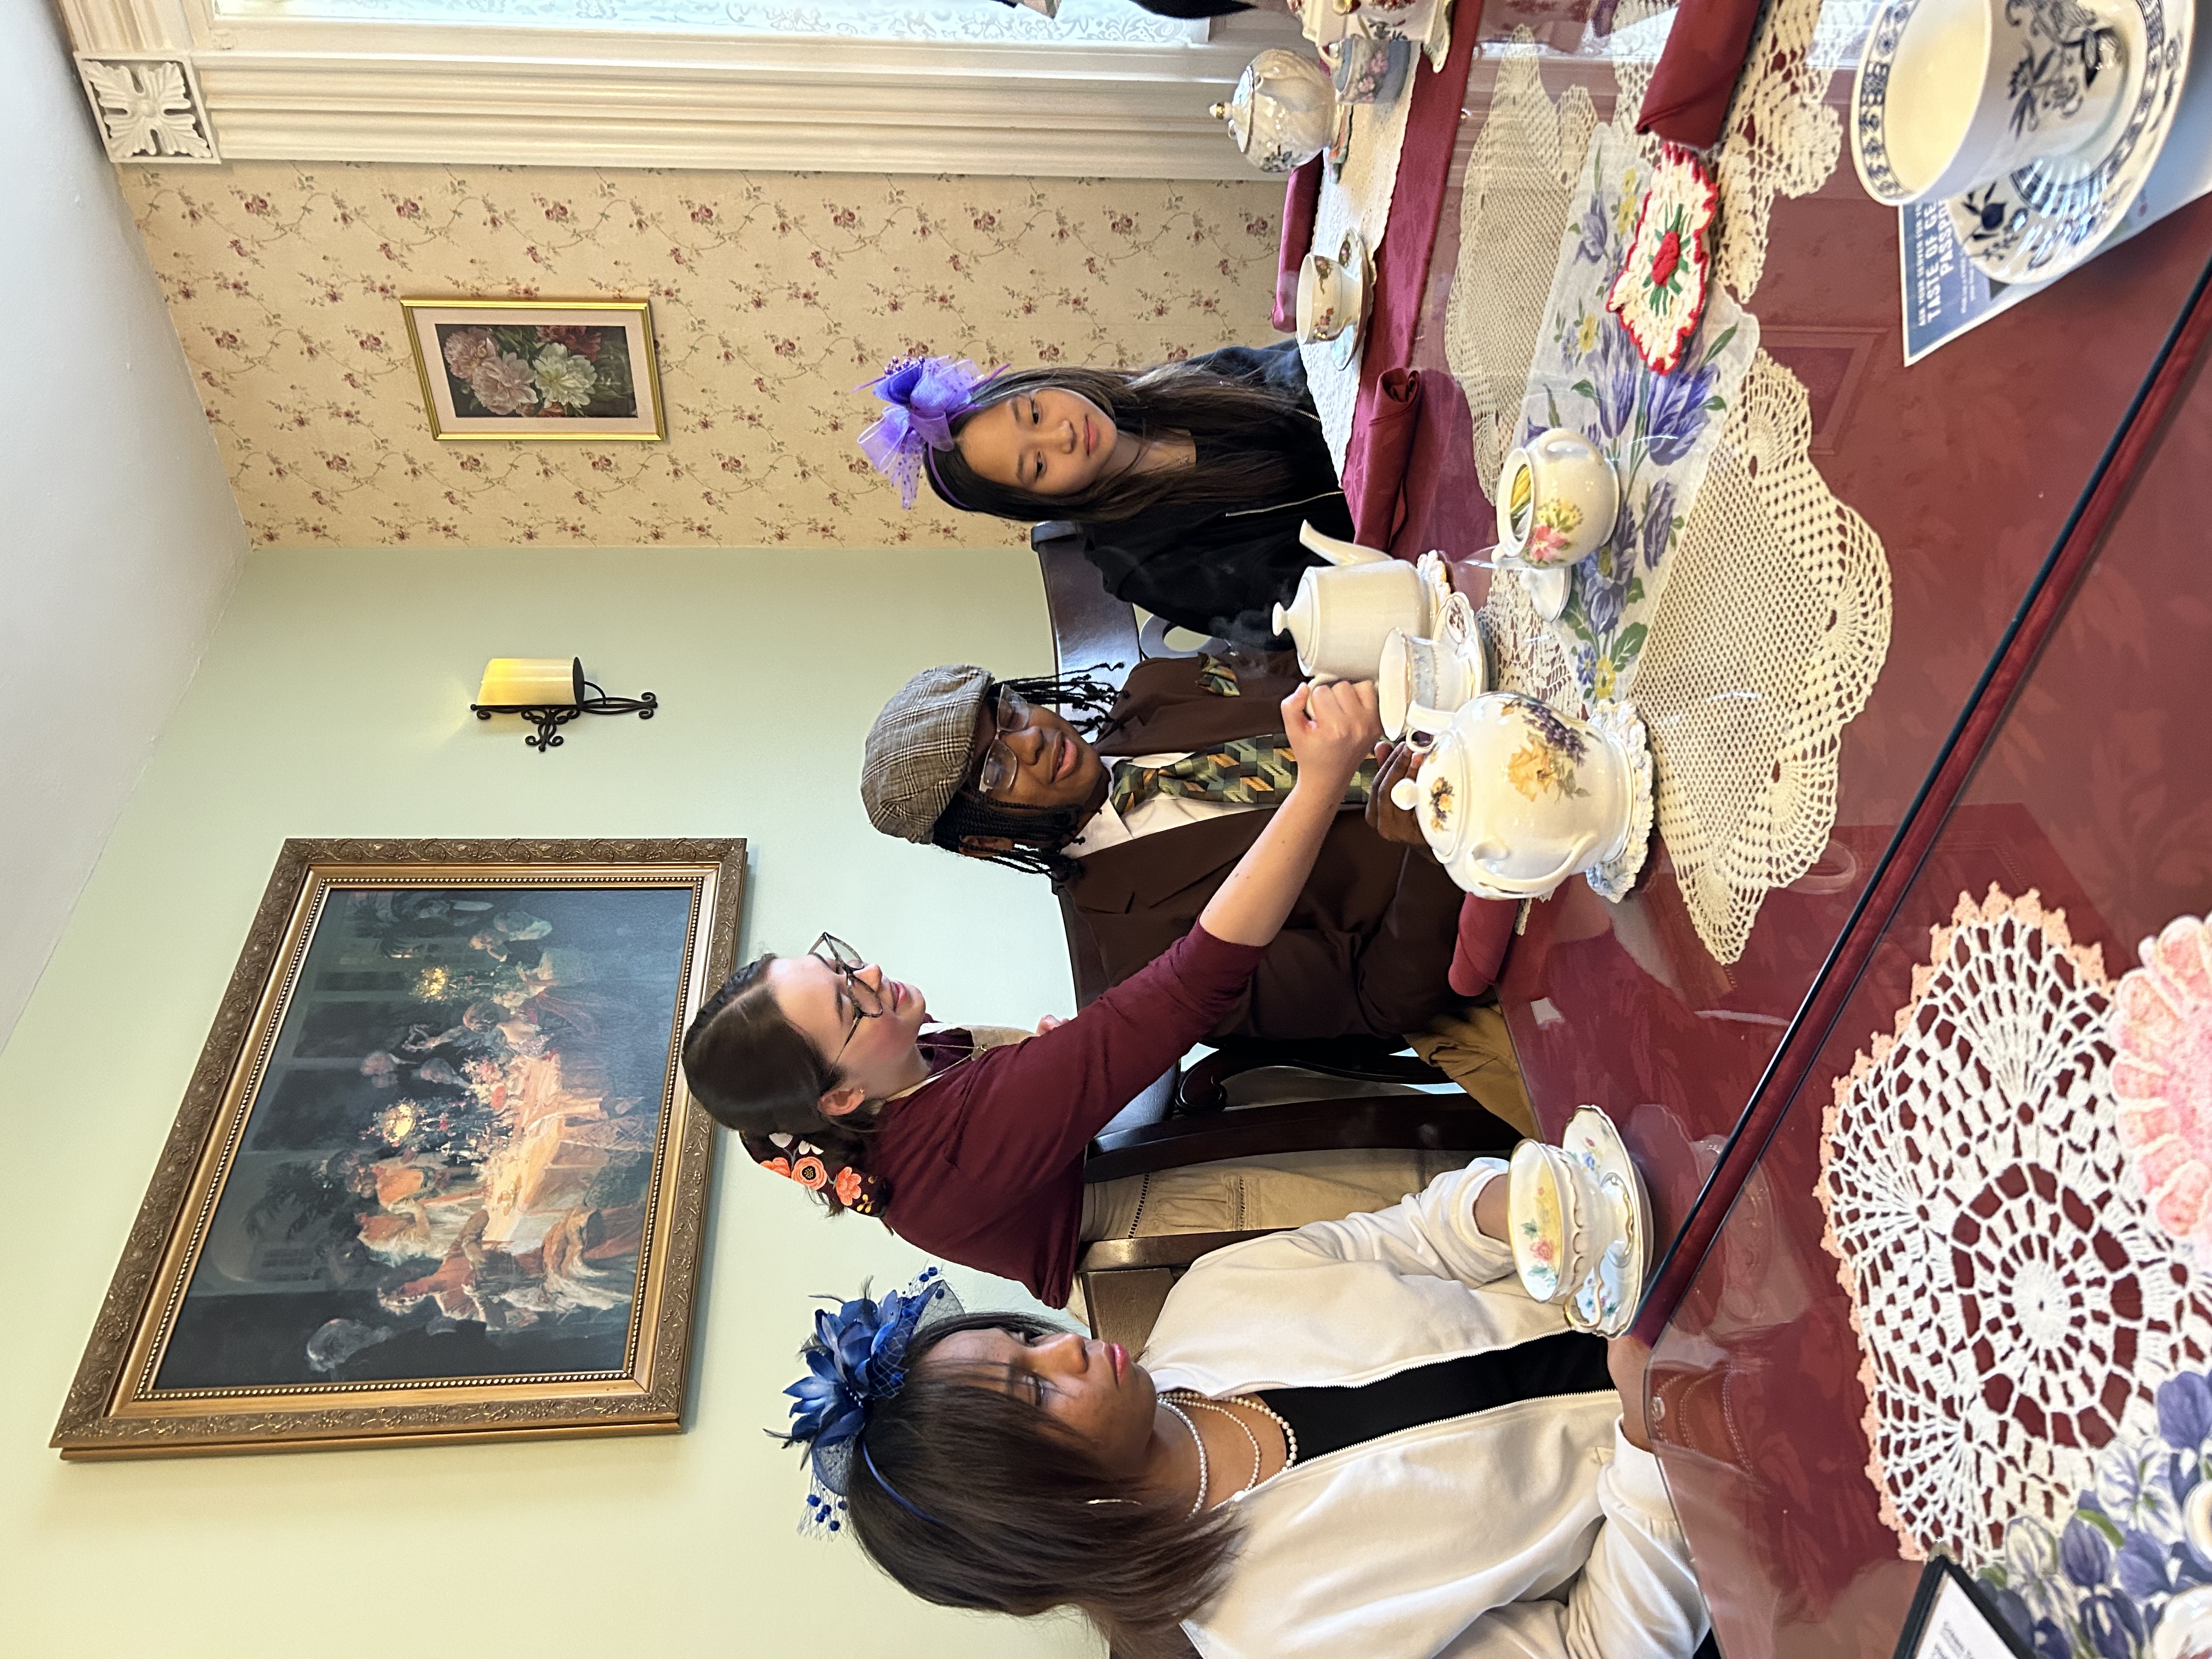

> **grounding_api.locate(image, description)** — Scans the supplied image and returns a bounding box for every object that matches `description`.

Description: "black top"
[1256,1331,1615,1463]
[1079,341,1353,648]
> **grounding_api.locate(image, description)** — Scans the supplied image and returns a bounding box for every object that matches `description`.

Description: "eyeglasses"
[974,686,1035,799]
[808,933,884,1060]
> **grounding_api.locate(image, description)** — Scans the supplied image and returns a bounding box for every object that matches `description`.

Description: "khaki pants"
[1406,1003,1537,1138]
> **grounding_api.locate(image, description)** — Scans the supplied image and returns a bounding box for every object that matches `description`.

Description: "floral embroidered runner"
[1508,120,1760,705]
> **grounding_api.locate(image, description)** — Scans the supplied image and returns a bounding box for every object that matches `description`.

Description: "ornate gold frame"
[52,838,741,1459]
[399,297,667,442]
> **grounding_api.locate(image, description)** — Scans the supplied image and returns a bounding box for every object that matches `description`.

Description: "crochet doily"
[1445,31,1597,496]
[1305,42,1423,470]
[1629,350,1892,962]
[1816,888,2212,1569]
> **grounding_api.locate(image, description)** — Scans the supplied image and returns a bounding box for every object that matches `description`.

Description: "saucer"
[1942,0,2192,284]
[1583,699,1655,902]
[1559,1105,1651,1338]
[1415,549,1455,628]
[1435,591,1489,693]
[1330,227,1375,369]
[1521,564,1572,621]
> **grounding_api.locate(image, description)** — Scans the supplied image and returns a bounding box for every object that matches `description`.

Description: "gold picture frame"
[400,298,667,442]
[53,838,741,1459]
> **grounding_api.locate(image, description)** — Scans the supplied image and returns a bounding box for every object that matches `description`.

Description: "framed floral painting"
[399,298,666,441]
[52,838,741,1458]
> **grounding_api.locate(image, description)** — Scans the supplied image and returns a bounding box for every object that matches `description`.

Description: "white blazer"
[1141,1159,1710,1659]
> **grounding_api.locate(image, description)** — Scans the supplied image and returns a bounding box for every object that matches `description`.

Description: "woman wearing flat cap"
[680,679,1452,1308]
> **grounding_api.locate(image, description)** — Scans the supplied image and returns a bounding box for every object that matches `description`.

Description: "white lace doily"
[1305,46,1424,468]
[1817,887,2212,1567]
[1631,350,1892,962]
[1446,32,1598,494]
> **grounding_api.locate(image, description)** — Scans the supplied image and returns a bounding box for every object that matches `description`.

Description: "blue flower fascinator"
[780,1266,962,1536]
[857,355,1003,508]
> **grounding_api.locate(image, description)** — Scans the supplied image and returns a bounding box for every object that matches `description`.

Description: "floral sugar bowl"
[1211,49,1338,174]
[1389,693,1657,902]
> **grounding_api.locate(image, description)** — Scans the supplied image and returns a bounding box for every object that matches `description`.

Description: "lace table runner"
[1304,33,1427,469]
[1816,889,2212,1656]
[1457,0,1886,961]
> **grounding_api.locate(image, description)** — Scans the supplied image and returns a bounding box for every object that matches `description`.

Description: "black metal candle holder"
[471,658,657,753]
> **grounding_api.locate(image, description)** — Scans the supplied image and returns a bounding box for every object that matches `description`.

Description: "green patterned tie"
[1109,733,1376,815]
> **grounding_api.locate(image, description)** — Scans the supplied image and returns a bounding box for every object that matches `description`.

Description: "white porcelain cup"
[1851,0,2129,206]
[1296,251,1352,344]
[1496,429,1619,569]
[1378,628,1477,740]
[1508,1141,1612,1304]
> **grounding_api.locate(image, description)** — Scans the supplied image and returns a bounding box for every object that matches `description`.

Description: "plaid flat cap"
[860,663,994,843]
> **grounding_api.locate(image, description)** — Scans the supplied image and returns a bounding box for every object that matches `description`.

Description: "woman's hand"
[1607,1335,1655,1452]
[1033,1014,1066,1036]
[1280,681,1383,795]
[1364,740,1430,847]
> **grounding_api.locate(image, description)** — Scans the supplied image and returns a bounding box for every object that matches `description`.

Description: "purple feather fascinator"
[857,355,1003,508]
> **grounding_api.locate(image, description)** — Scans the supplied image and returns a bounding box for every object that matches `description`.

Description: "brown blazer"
[1063,656,1464,1041]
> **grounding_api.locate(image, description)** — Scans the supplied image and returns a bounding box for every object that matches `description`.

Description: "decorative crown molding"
[74,53,221,164]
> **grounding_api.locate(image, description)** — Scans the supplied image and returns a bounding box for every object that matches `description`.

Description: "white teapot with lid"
[1389,693,1641,900]
[1211,49,1337,174]
[1272,521,1431,682]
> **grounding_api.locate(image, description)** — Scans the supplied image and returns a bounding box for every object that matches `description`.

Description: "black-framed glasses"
[809,933,884,1060]
[974,686,1035,799]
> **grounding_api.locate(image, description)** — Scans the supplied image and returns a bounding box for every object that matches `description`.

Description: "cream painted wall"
[0,545,1098,1658]
[0,5,248,1051]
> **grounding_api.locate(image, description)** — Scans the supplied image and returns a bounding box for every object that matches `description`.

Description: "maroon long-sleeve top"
[871,922,1266,1305]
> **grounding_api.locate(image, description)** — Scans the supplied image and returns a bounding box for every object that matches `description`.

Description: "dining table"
[1301,0,2212,1652]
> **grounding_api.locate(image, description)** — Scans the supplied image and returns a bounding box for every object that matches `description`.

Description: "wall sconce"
[471,657,658,753]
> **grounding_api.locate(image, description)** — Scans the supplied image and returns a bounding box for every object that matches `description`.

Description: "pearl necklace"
[1163,1391,1300,1516]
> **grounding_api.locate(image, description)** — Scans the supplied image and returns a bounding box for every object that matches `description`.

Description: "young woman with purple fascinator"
[855,340,1352,648]
[775,1167,1716,1659]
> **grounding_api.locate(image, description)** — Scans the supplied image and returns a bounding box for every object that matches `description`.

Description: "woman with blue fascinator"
[776,1164,1714,1659]
[856,342,1348,647]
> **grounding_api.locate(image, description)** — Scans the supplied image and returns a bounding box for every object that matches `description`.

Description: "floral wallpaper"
[120,162,1284,547]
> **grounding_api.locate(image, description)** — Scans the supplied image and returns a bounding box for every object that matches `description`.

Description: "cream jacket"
[1141,1159,1709,1659]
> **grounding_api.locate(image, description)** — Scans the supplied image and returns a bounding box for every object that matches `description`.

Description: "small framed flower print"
[400,298,665,442]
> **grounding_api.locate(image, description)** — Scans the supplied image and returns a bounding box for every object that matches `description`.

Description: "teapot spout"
[1299,520,1392,567]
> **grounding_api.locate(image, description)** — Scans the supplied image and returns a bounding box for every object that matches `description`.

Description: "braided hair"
[929,669,1122,887]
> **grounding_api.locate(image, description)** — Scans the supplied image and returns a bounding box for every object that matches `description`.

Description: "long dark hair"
[929,669,1122,886]
[926,360,1316,524]
[847,1312,1237,1659]
[680,954,873,1215]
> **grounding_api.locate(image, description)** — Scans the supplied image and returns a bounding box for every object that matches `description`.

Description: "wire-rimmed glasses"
[973,686,1035,799]
[809,933,884,1060]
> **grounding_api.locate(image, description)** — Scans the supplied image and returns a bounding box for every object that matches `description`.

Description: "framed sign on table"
[52,838,742,1459]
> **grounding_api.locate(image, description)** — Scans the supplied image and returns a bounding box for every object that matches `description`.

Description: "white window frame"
[60,0,1305,178]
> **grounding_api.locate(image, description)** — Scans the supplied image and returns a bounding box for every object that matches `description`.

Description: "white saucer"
[1943,0,2193,284]
[1583,699,1655,902]
[1330,227,1375,369]
[1435,591,1489,693]
[1522,565,1571,621]
[1560,1105,1652,1338]
[1416,549,1455,628]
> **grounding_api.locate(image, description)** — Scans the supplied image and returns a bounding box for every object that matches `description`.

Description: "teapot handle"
[1463,832,1600,899]
[1299,520,1392,567]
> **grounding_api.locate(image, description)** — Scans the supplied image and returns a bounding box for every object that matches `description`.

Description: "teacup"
[1851,0,2129,206]
[1297,251,1352,344]
[1378,628,1477,740]
[1508,1140,1611,1304]
[1329,32,1412,105]
[1495,429,1619,569]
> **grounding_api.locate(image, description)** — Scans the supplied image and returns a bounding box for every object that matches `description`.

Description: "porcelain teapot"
[1212,49,1337,174]
[1389,693,1636,900]
[1272,521,1431,682]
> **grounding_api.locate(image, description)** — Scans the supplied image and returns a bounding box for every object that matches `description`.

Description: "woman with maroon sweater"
[680,680,1434,1307]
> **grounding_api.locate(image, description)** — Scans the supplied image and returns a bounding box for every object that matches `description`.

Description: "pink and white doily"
[1816,887,2212,1567]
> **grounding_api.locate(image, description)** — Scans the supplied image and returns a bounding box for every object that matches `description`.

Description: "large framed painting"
[400,298,666,441]
[53,838,741,1459]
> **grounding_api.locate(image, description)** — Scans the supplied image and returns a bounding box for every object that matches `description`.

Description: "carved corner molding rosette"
[51,837,743,1459]
[74,53,219,165]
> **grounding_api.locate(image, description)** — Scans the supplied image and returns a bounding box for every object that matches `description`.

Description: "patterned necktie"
[1109,733,1377,816]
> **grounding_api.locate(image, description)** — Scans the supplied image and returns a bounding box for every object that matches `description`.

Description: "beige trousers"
[1406,1003,1537,1138]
